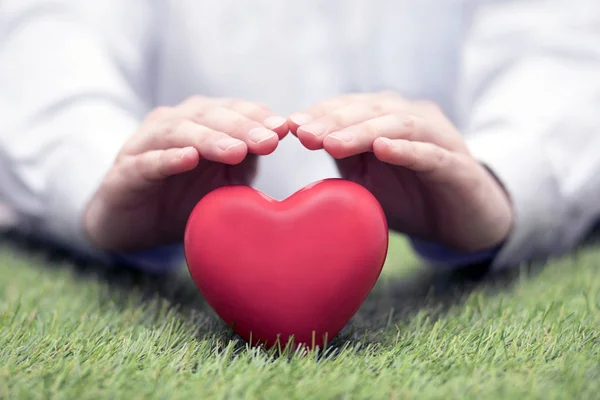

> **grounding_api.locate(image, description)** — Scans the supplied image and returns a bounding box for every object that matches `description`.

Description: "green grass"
[0,233,598,399]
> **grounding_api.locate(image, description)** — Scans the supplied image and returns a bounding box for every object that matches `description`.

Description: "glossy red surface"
[184,179,389,349]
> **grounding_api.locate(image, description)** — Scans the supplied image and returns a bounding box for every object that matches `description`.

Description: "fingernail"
[328,131,355,143]
[298,123,327,137]
[378,137,393,147]
[179,147,194,159]
[217,137,244,151]
[263,116,286,130]
[249,128,277,144]
[289,113,314,126]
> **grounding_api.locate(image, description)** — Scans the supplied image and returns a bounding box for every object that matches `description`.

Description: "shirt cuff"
[409,237,501,269]
[464,126,564,270]
[108,243,186,275]
[20,101,185,274]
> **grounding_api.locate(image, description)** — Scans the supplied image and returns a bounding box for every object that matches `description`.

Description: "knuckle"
[168,118,189,136]
[185,95,207,105]
[254,102,270,111]
[229,113,249,132]
[219,97,241,109]
[114,152,130,169]
[328,109,347,127]
[194,126,212,147]
[402,114,418,131]
[371,102,385,114]
[416,100,442,114]
[191,124,218,149]
[233,102,264,119]
[146,106,172,122]
[117,131,141,155]
[117,142,138,157]
[191,107,209,121]
[201,104,220,117]
[131,154,153,179]
[133,153,146,170]
[390,113,408,131]
[156,118,188,147]
[363,119,380,139]
[179,95,209,112]
[402,142,419,169]
[432,145,449,166]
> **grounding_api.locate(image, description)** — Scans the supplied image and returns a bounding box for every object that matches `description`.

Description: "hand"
[84,96,288,252]
[288,92,514,252]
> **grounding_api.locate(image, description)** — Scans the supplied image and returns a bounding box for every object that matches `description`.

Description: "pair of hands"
[83,92,514,256]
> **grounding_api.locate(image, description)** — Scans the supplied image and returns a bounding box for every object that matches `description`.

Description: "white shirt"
[1,0,599,272]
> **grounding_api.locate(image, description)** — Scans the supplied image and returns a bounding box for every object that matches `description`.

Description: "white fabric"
[0,0,599,270]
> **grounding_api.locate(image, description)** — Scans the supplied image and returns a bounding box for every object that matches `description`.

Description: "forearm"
[0,1,183,272]
[412,0,600,270]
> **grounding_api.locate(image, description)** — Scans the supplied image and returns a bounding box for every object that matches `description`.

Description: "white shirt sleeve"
[456,0,600,270]
[0,1,183,271]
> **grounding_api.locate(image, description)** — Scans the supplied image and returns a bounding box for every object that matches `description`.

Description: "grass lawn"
[0,232,598,399]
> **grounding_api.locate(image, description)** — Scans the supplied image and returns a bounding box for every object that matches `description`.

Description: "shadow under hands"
[333,259,548,347]
[0,230,551,352]
[0,230,229,341]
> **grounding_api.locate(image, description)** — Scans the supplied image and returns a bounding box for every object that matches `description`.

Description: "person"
[0,0,599,275]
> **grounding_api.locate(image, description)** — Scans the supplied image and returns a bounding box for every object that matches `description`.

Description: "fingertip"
[215,138,248,164]
[160,147,200,177]
[225,144,249,165]
[247,130,279,155]
[373,136,393,150]
[296,128,324,150]
[176,146,200,169]
[322,134,351,159]
[275,121,290,140]
[175,146,200,164]
[263,116,289,139]
[266,121,290,140]
[289,112,314,125]
[178,146,199,160]
[287,123,299,137]
[248,135,279,156]
[287,118,300,136]
[288,113,314,136]
[372,137,396,161]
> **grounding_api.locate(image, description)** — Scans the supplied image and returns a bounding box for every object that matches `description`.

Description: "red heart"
[184,179,389,349]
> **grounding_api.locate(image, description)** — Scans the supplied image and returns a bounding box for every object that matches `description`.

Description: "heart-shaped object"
[184,178,388,349]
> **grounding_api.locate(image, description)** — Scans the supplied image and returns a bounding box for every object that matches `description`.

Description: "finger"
[287,92,401,134]
[231,103,289,139]
[287,94,368,135]
[322,113,434,159]
[409,101,469,153]
[213,98,289,139]
[180,97,289,139]
[372,138,456,180]
[295,101,403,151]
[177,104,279,154]
[114,147,200,194]
[206,97,269,112]
[132,119,248,164]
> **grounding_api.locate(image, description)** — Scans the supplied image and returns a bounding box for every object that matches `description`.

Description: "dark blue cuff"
[109,243,186,275]
[409,237,501,269]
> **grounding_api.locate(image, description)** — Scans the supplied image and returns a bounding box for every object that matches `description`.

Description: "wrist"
[82,194,114,252]
[480,163,516,248]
